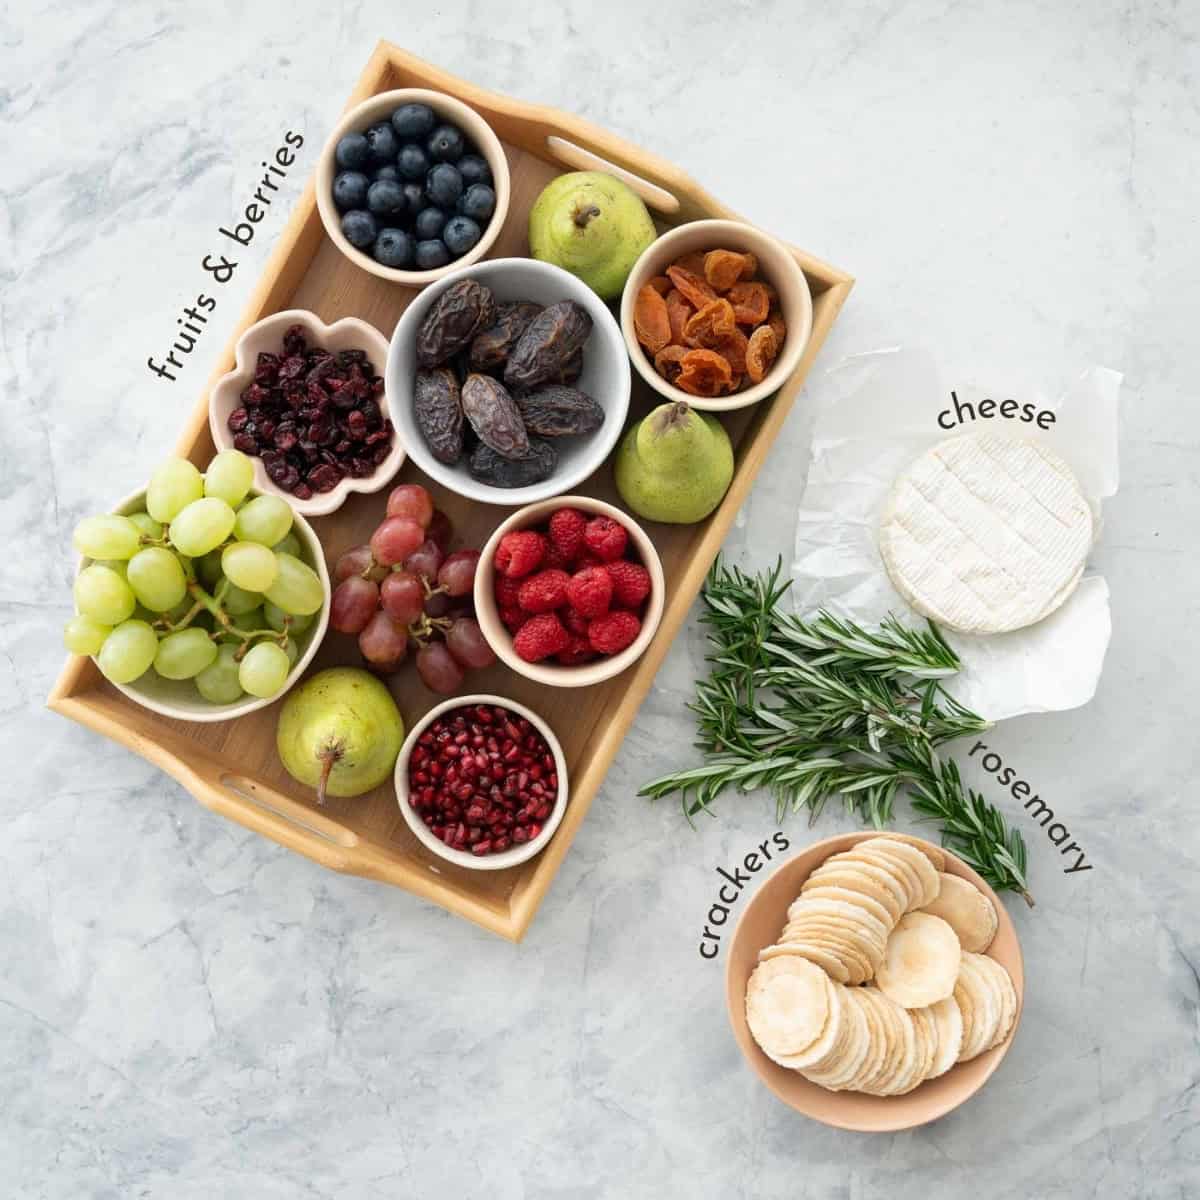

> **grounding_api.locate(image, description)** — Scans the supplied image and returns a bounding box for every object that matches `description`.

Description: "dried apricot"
[714,328,748,377]
[727,281,771,326]
[675,348,732,397]
[683,299,736,348]
[746,325,779,383]
[647,274,672,296]
[703,249,756,292]
[665,265,718,310]
[633,284,672,354]
[665,290,692,344]
[766,306,787,347]
[671,250,709,277]
[653,344,689,385]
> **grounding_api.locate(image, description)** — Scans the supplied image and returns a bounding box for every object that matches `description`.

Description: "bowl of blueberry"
[317,88,510,284]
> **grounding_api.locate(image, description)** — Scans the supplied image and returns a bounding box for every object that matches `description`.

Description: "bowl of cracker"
[725,831,1024,1132]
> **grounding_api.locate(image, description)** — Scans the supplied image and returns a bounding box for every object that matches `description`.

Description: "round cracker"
[850,841,927,910]
[844,988,888,1092]
[800,884,894,930]
[954,954,999,1061]
[835,846,923,911]
[770,974,845,1070]
[876,912,962,1009]
[745,956,831,1057]
[759,940,853,984]
[788,896,890,943]
[919,873,999,953]
[873,1001,919,1096]
[803,862,906,922]
[928,995,963,1077]
[973,953,1018,1050]
[780,928,874,984]
[865,837,941,907]
[804,985,871,1091]
[877,832,947,872]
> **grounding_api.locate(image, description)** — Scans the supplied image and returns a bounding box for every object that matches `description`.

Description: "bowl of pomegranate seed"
[474,496,665,688]
[209,309,404,517]
[396,696,568,869]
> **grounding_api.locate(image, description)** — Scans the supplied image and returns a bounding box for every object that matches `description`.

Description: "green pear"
[528,171,657,300]
[276,667,404,805]
[615,402,734,524]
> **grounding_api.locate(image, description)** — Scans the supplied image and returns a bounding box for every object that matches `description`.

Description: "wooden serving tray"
[48,42,854,941]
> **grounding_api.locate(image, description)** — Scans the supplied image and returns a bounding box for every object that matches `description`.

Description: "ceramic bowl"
[208,309,402,517]
[315,87,511,285]
[473,496,665,688]
[725,831,1025,1132]
[394,694,569,871]
[76,486,330,724]
[620,218,813,412]
[388,258,631,505]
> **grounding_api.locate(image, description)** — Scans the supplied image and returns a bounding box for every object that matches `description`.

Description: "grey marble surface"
[3,2,1197,1196]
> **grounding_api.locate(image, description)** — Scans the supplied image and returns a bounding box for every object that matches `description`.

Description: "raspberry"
[495,530,545,578]
[500,606,529,634]
[565,566,613,619]
[562,607,590,637]
[513,613,569,662]
[494,574,522,610]
[588,610,642,655]
[516,568,570,614]
[605,560,651,608]
[548,507,587,562]
[556,634,597,666]
[583,515,628,562]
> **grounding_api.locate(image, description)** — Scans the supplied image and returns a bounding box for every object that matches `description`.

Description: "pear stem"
[573,203,601,229]
[654,400,692,435]
[316,738,345,807]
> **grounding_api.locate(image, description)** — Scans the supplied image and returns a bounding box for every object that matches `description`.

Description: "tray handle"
[543,135,682,216]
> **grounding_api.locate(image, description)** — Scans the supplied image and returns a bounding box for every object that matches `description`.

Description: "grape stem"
[227,628,288,662]
[407,612,452,647]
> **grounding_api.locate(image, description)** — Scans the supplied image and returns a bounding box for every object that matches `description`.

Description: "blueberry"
[373,228,414,269]
[335,133,371,170]
[414,239,451,270]
[365,121,399,163]
[341,209,378,249]
[401,182,425,219]
[457,183,495,224]
[373,163,401,183]
[367,179,407,216]
[391,103,436,140]
[442,216,482,257]
[425,162,463,209]
[397,143,429,181]
[332,170,369,211]
[458,154,491,187]
[426,123,466,163]
[414,206,447,240]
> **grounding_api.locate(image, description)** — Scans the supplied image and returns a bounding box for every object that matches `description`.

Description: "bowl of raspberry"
[209,310,403,517]
[395,695,568,870]
[474,497,665,688]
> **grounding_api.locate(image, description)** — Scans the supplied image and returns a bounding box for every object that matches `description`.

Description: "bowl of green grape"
[65,449,331,722]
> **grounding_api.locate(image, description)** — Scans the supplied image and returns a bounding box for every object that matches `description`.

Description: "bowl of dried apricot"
[621,219,813,412]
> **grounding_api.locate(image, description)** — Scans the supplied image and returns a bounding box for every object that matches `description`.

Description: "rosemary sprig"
[640,558,1033,903]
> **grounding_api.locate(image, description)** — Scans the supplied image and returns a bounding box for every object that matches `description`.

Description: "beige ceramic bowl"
[394,693,568,871]
[726,831,1024,1132]
[315,88,511,285]
[208,309,402,517]
[474,496,665,688]
[620,218,813,412]
[76,486,330,724]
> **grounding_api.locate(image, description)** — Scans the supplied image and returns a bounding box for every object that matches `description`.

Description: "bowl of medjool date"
[387,258,631,504]
[316,88,510,284]
[209,310,404,516]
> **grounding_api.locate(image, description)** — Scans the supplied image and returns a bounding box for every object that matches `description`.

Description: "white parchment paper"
[791,347,1121,720]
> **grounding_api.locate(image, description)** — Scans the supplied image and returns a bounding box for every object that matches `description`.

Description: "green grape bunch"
[65,450,324,706]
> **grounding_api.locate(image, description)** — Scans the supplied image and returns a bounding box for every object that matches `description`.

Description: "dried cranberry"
[282,325,307,355]
[307,463,342,492]
[233,433,259,454]
[346,409,368,439]
[227,408,250,433]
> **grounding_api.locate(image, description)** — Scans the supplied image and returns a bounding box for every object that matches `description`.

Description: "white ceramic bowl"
[388,258,631,506]
[394,694,569,871]
[76,485,330,723]
[473,496,665,688]
[208,309,403,517]
[620,218,814,412]
[315,87,511,285]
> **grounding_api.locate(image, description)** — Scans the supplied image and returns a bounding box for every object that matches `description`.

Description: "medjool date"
[503,301,592,390]
[469,440,557,488]
[515,386,605,438]
[460,374,529,460]
[414,367,464,464]
[415,279,496,367]
[468,301,543,371]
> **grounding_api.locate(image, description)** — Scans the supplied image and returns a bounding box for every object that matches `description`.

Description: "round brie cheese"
[878,433,1093,635]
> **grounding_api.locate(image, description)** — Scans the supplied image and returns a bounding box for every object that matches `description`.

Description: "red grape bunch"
[329,483,495,693]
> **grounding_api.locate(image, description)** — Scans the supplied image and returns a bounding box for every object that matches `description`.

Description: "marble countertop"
[4,2,1197,1196]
